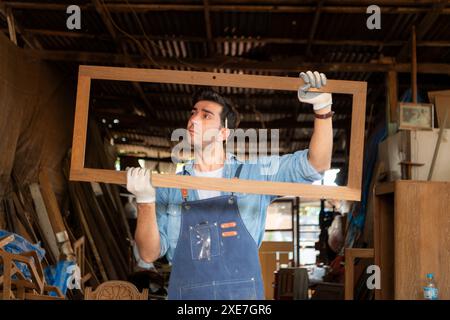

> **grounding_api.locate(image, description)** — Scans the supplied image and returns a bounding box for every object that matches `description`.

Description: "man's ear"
[220,127,231,142]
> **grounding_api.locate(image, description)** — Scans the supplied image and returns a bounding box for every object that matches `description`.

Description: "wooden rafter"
[4,29,450,48]
[203,0,214,56]
[24,49,450,74]
[3,2,450,14]
[91,0,157,119]
[306,0,324,57]
[396,1,448,60]
[0,4,42,49]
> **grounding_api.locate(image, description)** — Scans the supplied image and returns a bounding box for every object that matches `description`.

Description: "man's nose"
[190,113,200,125]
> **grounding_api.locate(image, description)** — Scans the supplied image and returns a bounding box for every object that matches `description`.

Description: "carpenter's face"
[187,100,225,147]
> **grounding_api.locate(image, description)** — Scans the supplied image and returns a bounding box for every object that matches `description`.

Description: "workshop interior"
[0,0,449,301]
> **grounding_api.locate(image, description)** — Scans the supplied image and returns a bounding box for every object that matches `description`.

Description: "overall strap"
[181,165,190,202]
[230,164,244,198]
[234,164,244,179]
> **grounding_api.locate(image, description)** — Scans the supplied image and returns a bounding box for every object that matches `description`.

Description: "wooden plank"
[259,241,293,253]
[346,248,374,259]
[39,168,75,260]
[75,182,119,280]
[71,168,362,201]
[78,65,365,94]
[69,183,108,282]
[428,109,448,180]
[70,74,91,171]
[39,168,66,234]
[29,183,59,260]
[375,182,395,195]
[0,235,14,248]
[395,180,450,300]
[347,83,367,190]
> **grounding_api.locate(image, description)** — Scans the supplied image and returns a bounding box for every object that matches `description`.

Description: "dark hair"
[191,88,240,129]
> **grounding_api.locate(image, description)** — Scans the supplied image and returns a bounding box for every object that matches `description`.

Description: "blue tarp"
[1,230,76,296]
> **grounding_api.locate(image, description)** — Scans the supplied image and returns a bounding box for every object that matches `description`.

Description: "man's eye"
[204,114,212,119]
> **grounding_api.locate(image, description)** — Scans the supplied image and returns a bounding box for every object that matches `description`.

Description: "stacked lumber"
[1,120,134,298]
[62,119,132,282]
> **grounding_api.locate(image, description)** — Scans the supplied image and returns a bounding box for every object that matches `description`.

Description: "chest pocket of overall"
[189,221,220,261]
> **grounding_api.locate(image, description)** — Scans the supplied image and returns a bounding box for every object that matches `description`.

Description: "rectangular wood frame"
[70,65,367,201]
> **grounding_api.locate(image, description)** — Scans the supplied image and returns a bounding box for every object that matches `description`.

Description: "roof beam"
[91,0,157,118]
[396,1,448,60]
[0,4,42,48]
[3,2,450,14]
[7,29,450,48]
[203,0,214,56]
[25,49,450,74]
[306,0,324,57]
[95,111,352,129]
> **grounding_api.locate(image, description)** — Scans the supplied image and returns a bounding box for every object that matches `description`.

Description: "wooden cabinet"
[374,180,450,299]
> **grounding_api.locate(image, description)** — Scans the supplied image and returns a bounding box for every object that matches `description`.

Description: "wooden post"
[411,26,417,103]
[387,70,398,122]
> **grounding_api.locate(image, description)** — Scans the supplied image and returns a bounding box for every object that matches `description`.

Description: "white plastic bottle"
[423,273,439,300]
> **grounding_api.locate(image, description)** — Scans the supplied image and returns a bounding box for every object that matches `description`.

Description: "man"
[126,71,333,300]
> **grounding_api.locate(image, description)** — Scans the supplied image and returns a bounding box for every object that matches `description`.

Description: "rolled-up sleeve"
[155,188,169,258]
[259,149,324,183]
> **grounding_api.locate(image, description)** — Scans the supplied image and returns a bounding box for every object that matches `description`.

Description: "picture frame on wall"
[398,102,434,131]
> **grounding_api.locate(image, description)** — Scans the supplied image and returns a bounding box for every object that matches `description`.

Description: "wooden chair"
[0,235,64,300]
[0,251,65,300]
[344,248,374,300]
[84,280,148,300]
[73,236,92,291]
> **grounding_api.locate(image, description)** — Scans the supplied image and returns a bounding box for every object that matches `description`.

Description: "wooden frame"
[398,102,434,131]
[70,65,367,201]
[344,248,374,300]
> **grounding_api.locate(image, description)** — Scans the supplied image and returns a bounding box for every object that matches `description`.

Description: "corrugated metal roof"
[3,0,450,167]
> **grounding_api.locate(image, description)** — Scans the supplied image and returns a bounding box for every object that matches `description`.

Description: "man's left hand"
[298,71,332,112]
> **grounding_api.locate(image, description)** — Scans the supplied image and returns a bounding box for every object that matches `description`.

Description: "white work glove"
[298,71,332,111]
[126,167,155,204]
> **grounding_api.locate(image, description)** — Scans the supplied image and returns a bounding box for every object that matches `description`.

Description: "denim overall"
[167,165,265,300]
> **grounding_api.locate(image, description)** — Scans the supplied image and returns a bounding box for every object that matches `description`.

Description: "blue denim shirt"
[156,149,324,263]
